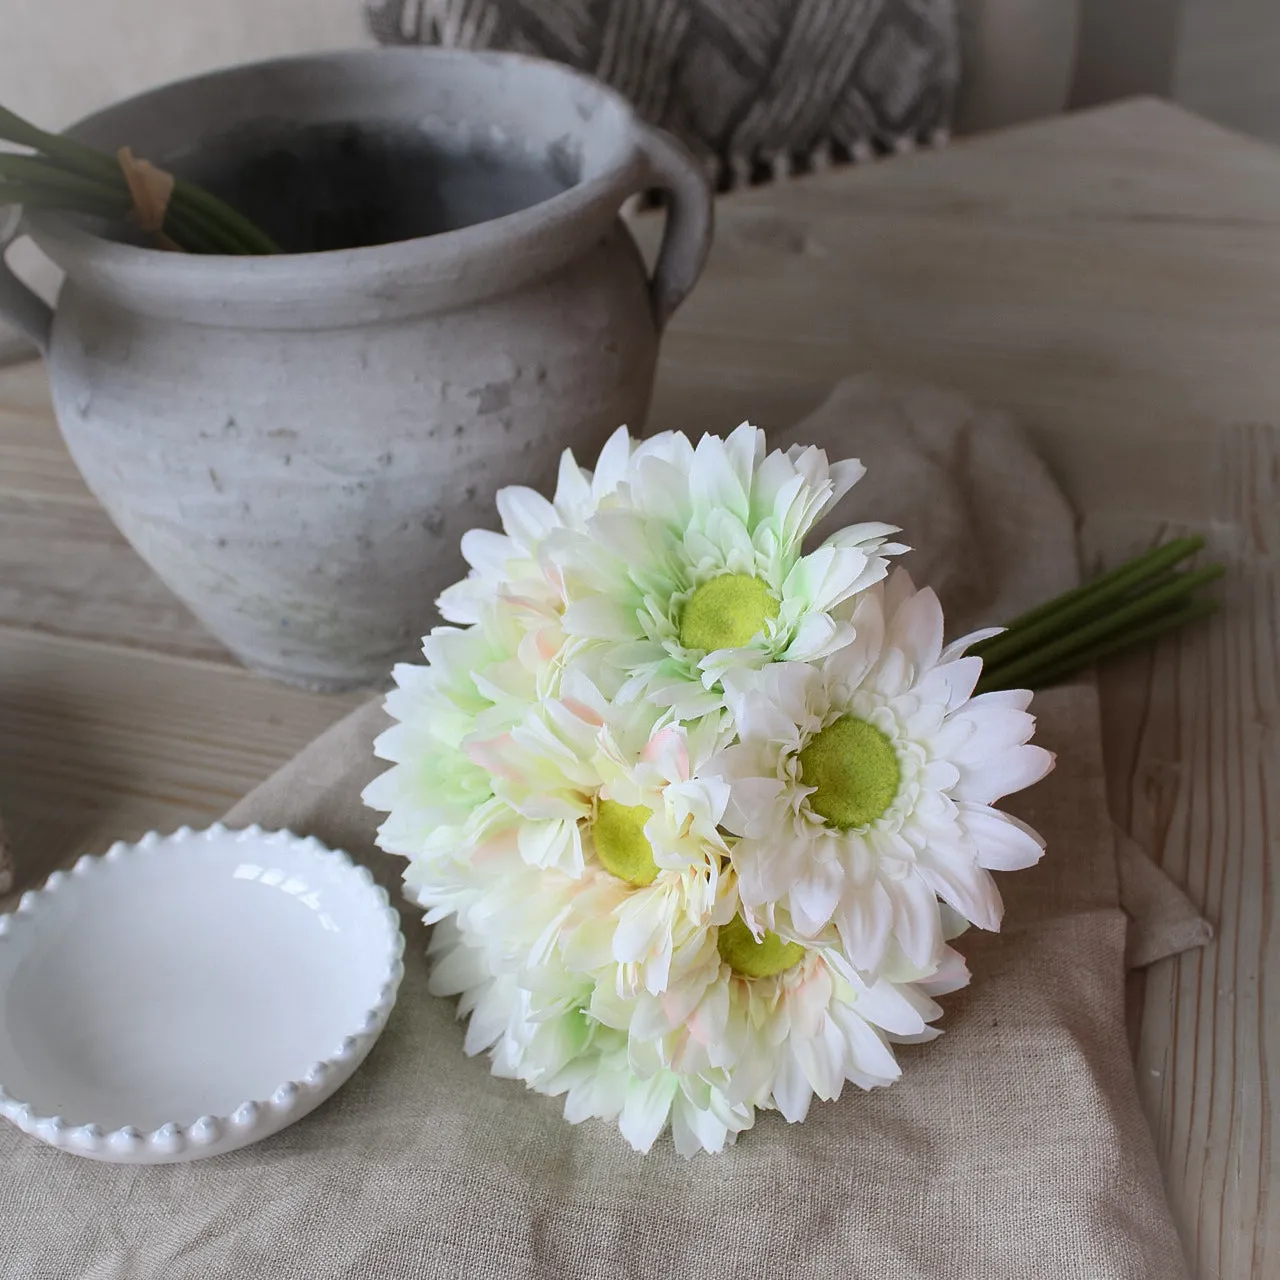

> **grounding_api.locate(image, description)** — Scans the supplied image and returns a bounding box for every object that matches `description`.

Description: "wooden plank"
[0,362,95,505]
[1091,423,1279,1280]
[0,626,366,908]
[0,490,234,662]
[0,363,236,661]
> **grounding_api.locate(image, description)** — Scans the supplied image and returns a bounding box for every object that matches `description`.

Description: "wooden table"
[1,98,1275,1278]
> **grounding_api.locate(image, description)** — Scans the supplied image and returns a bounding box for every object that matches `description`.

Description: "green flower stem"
[0,105,124,184]
[980,535,1205,639]
[970,535,1206,669]
[157,204,224,255]
[0,102,280,255]
[978,563,1224,692]
[979,596,1219,693]
[162,198,247,255]
[0,154,128,206]
[169,177,279,255]
[0,168,230,254]
[0,179,128,217]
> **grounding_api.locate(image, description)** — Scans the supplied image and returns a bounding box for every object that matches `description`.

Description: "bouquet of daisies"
[363,424,1055,1156]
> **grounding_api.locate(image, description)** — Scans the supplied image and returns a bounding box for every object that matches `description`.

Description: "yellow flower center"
[717,914,806,978]
[678,573,780,652]
[592,799,659,886]
[798,715,901,830]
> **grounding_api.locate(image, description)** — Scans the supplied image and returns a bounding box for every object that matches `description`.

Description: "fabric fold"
[1116,826,1213,969]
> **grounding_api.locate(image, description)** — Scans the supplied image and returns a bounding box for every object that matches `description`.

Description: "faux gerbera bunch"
[364,423,1060,1155]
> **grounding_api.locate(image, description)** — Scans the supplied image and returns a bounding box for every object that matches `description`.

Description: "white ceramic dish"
[0,825,404,1163]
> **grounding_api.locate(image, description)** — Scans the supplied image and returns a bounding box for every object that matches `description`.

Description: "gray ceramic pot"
[0,49,712,689]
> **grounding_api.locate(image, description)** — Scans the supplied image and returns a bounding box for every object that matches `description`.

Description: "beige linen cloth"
[0,376,1208,1279]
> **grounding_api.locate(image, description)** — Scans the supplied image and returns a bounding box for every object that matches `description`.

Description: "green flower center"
[592,799,659,886]
[717,914,806,978]
[678,573,780,652]
[798,715,901,830]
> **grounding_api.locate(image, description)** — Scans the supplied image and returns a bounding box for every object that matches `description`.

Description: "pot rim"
[24,48,653,324]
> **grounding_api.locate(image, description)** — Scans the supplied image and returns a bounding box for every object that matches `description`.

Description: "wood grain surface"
[0,99,1274,1278]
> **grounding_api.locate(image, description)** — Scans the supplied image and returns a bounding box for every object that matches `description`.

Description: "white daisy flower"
[546,423,906,719]
[712,569,1054,975]
[435,432,633,628]
[430,920,755,1156]
[384,666,735,997]
[558,1029,755,1157]
[362,598,544,860]
[623,906,969,1124]
[364,423,1057,1158]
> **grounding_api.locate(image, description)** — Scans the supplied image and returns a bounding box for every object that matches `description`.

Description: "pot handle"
[0,206,53,354]
[635,126,714,333]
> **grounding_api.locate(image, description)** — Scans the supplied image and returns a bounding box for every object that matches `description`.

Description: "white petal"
[723,776,789,838]
[829,1005,902,1084]
[795,1014,848,1100]
[496,485,559,550]
[619,1072,678,1153]
[940,626,1003,664]
[773,1051,814,1123]
[553,447,594,519]
[561,596,640,641]
[955,744,1055,805]
[882,873,944,970]
[968,687,1034,713]
[691,428,752,522]
[960,803,1047,871]
[847,977,927,1037]
[885,584,944,675]
[789,854,844,936]
[735,834,800,906]
[611,894,669,965]
[945,705,1037,763]
[781,613,851,663]
[823,458,868,511]
[591,426,635,500]
[882,566,917,619]
[834,877,894,972]
[917,846,1004,932]
[821,597,884,690]
[917,945,971,996]
[517,819,578,873]
[914,655,982,713]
